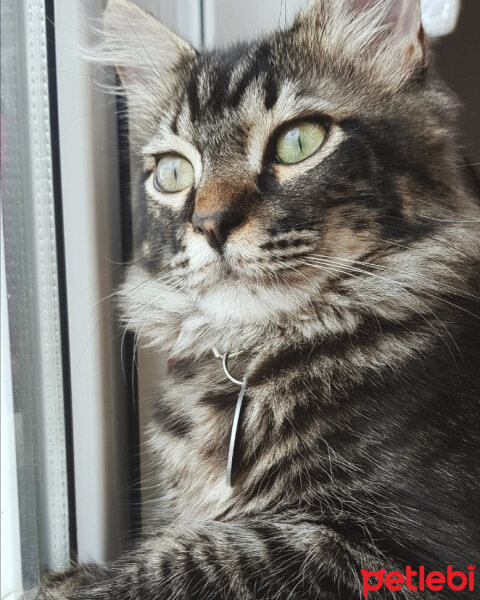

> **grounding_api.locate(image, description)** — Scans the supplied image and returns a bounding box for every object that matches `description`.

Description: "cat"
[41,0,480,598]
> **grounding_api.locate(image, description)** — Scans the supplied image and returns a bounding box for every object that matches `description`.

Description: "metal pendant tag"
[226,375,247,488]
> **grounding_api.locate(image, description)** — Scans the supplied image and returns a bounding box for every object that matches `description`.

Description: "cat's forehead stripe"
[185,42,279,123]
[226,42,278,111]
[171,88,187,136]
[186,64,201,123]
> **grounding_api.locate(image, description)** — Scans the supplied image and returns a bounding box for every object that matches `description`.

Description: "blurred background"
[1,1,478,598]
[434,1,480,180]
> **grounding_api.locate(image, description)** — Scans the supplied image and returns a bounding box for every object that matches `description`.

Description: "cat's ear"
[100,0,196,140]
[351,0,425,68]
[299,0,426,90]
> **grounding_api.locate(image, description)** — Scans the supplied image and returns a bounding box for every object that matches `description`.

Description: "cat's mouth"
[202,255,245,285]
[191,250,323,295]
[218,256,235,277]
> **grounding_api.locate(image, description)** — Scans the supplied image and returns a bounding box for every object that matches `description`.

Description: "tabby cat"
[42,0,480,598]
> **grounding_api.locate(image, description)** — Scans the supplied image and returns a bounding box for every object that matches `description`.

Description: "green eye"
[276,122,326,164]
[154,155,194,192]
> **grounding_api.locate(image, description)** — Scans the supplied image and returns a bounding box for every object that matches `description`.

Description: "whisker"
[308,252,480,303]
[304,258,465,359]
[309,261,460,359]
[418,215,480,224]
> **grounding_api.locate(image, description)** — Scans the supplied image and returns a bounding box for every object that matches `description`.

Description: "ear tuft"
[352,0,425,70]
[298,0,426,91]
[102,0,195,89]
[89,0,196,145]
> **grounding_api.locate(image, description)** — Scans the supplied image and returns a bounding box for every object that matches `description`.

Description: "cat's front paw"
[38,564,106,600]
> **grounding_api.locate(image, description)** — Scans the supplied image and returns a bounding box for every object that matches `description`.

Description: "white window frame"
[52,0,204,564]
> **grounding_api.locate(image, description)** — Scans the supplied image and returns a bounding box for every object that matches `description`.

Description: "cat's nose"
[192,210,245,251]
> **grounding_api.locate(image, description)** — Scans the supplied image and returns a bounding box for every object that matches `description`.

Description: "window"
[2,0,71,595]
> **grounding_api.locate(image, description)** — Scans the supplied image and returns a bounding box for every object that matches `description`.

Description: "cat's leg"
[39,519,364,600]
[39,563,108,599]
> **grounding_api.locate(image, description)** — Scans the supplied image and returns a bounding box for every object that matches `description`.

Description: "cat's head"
[102,0,479,354]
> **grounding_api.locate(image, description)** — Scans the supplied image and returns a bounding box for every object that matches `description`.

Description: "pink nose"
[192,210,245,251]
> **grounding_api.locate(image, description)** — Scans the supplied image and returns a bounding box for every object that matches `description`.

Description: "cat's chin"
[196,279,317,324]
[118,263,336,357]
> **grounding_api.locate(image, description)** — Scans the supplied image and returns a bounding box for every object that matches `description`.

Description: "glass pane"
[1,0,71,596]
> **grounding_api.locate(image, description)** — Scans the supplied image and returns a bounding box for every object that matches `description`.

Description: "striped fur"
[41,0,480,598]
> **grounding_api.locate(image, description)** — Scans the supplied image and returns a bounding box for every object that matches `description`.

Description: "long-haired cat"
[42,0,480,598]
